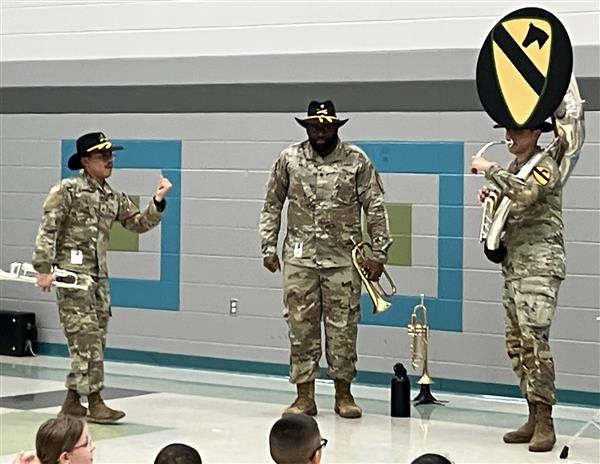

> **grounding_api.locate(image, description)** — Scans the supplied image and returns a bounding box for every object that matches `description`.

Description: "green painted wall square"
[386,203,411,235]
[362,203,411,266]
[387,234,411,266]
[109,195,140,252]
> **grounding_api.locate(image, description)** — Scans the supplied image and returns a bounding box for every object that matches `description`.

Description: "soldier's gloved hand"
[154,175,173,202]
[263,255,281,273]
[478,186,492,203]
[362,259,383,281]
[36,273,54,292]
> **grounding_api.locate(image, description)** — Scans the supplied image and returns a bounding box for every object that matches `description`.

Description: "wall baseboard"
[36,342,599,407]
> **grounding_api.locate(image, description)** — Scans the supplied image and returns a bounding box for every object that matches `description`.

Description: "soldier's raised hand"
[154,175,172,202]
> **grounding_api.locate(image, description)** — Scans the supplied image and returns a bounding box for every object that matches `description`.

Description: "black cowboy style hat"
[295,100,349,128]
[493,121,554,133]
[68,132,124,170]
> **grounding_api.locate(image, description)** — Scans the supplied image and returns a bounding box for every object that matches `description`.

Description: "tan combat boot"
[529,403,556,452]
[87,392,126,424]
[334,380,362,419]
[283,381,317,416]
[58,389,87,417]
[503,400,536,443]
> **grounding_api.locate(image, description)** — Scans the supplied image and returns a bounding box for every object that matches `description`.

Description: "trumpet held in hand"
[0,262,88,290]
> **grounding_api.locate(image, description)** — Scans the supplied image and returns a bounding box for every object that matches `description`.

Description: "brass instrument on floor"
[0,262,88,290]
[351,240,396,314]
[408,294,441,405]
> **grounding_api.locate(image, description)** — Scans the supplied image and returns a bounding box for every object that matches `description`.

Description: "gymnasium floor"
[1,355,598,464]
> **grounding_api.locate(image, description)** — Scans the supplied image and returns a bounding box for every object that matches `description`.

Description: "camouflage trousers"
[502,275,561,405]
[55,277,110,395]
[283,263,362,384]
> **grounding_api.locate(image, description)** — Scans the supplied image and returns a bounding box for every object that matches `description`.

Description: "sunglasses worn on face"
[310,438,328,460]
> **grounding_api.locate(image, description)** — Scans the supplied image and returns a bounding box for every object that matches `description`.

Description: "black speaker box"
[0,310,37,356]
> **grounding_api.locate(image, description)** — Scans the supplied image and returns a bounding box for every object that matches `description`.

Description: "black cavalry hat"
[68,132,123,170]
[295,100,349,128]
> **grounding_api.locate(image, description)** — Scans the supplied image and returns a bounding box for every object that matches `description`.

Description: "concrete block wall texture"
[0,1,598,402]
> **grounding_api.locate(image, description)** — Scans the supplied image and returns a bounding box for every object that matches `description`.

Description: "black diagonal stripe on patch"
[493,24,546,95]
[534,167,550,181]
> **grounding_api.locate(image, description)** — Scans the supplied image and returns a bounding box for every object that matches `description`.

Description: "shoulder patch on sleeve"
[532,165,552,186]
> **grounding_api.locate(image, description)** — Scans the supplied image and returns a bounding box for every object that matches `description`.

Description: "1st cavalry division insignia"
[532,166,552,186]
[476,7,573,129]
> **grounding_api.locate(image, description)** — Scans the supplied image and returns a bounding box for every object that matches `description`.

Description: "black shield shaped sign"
[476,7,573,129]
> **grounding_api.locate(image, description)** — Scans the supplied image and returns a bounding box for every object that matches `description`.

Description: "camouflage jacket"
[32,171,164,277]
[485,150,565,279]
[259,139,392,268]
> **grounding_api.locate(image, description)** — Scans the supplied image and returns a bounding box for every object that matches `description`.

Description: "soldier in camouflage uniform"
[260,101,392,419]
[32,132,172,424]
[471,120,565,452]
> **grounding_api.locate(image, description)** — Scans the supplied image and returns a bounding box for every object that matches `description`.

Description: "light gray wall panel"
[564,242,600,275]
[381,174,438,205]
[0,245,39,271]
[181,199,262,228]
[181,256,278,289]
[563,210,600,243]
[180,283,283,318]
[0,219,39,246]
[0,166,60,193]
[182,170,268,200]
[107,252,160,280]
[0,283,55,303]
[107,309,288,349]
[563,178,600,209]
[0,139,61,166]
[411,205,438,236]
[385,267,437,297]
[137,226,161,253]
[182,227,260,259]
[183,141,291,170]
[560,275,600,309]
[410,236,437,267]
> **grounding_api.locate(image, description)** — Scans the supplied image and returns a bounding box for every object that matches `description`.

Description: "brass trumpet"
[351,240,396,314]
[408,294,441,405]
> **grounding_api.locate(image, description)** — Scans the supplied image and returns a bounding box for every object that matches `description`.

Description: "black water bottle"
[391,363,411,417]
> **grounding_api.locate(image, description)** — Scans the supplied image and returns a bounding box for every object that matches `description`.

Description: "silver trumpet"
[408,294,442,405]
[0,262,88,290]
